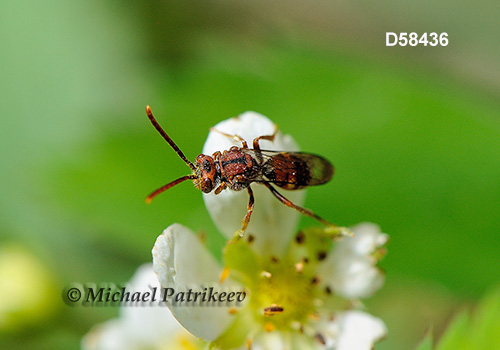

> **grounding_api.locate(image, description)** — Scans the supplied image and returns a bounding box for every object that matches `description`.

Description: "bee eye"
[203,159,212,173]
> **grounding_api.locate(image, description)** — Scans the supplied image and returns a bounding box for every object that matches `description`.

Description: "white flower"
[318,223,389,299]
[81,264,203,350]
[152,224,244,342]
[334,311,387,350]
[151,112,389,350]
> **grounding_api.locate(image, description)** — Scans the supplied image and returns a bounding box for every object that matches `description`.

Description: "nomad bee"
[145,106,335,236]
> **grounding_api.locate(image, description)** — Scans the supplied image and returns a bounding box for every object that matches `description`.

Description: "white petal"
[335,258,384,299]
[81,264,191,350]
[233,331,323,350]
[335,311,386,350]
[319,223,387,299]
[82,319,131,350]
[152,224,243,341]
[153,224,222,286]
[202,111,305,257]
[119,264,183,344]
[246,332,286,350]
[341,223,389,256]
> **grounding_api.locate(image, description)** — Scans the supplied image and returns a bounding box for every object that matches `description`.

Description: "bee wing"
[243,149,334,187]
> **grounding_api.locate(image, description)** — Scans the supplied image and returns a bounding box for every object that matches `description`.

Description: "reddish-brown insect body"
[145,106,335,236]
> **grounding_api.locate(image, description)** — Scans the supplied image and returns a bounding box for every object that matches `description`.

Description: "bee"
[145,106,335,237]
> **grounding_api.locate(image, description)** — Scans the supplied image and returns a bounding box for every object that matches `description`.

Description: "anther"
[317,251,328,261]
[260,271,272,279]
[295,231,305,244]
[264,304,284,316]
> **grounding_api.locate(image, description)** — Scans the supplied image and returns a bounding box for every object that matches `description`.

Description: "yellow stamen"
[220,267,230,283]
[264,322,276,332]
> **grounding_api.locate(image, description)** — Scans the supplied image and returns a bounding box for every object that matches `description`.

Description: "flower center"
[222,227,350,346]
[253,259,317,330]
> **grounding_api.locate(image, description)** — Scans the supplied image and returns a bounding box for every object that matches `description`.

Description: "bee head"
[194,154,216,193]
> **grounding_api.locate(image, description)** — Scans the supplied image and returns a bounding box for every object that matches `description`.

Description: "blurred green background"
[1,0,499,349]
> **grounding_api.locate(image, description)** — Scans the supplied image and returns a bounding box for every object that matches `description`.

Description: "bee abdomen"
[263,154,312,190]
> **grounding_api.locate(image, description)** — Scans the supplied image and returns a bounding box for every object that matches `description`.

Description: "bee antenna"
[146,106,196,171]
[145,174,197,203]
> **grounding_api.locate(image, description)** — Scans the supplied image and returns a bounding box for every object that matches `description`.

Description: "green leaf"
[437,286,500,350]
[415,332,433,350]
[436,310,469,350]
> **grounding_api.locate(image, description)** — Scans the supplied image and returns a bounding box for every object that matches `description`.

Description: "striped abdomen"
[262,152,334,190]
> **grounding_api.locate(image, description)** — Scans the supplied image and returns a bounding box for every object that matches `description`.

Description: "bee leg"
[262,182,333,226]
[235,186,255,238]
[210,128,248,148]
[252,125,279,163]
[252,124,279,151]
[214,182,227,195]
[213,151,222,161]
